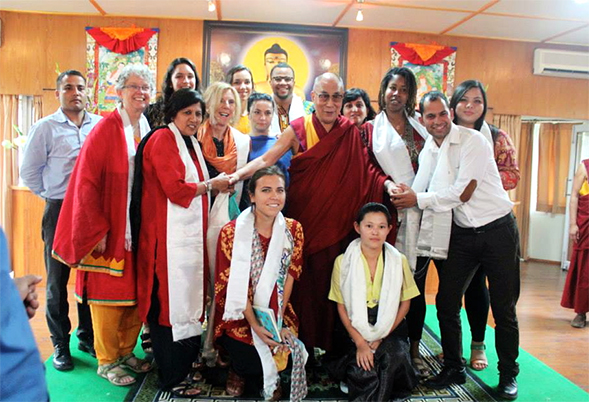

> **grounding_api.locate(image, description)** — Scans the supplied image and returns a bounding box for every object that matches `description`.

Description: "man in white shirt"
[393,91,520,400]
[20,70,102,371]
[269,63,310,136]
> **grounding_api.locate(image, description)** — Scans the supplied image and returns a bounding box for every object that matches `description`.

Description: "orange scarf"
[197,120,238,174]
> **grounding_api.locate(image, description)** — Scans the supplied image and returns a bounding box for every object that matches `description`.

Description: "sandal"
[412,356,432,377]
[190,369,203,382]
[171,378,202,397]
[571,313,587,328]
[470,342,488,371]
[140,331,153,355]
[119,353,152,373]
[97,363,136,386]
[226,369,245,397]
[216,353,230,368]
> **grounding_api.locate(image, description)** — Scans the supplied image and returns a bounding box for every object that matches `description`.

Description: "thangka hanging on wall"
[86,26,159,115]
[390,42,456,103]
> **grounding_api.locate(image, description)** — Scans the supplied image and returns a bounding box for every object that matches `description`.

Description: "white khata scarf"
[412,132,455,260]
[224,208,307,400]
[119,104,150,251]
[372,111,427,272]
[166,122,209,342]
[339,239,403,342]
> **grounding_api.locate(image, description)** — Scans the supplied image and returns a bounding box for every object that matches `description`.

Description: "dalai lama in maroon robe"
[229,73,396,350]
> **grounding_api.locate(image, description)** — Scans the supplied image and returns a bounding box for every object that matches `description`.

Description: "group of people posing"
[21,55,528,401]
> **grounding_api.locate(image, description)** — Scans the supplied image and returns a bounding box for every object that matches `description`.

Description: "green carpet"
[423,307,589,402]
[44,306,589,401]
[44,337,148,402]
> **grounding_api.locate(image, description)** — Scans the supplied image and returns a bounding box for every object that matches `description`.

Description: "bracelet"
[204,180,211,193]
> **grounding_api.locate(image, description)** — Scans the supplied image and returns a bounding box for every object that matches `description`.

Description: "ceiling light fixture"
[356,0,365,22]
[208,0,216,12]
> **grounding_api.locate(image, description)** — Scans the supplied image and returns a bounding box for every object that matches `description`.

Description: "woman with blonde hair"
[198,81,251,365]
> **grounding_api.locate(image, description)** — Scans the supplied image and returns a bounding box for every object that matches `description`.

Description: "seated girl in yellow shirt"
[327,202,419,401]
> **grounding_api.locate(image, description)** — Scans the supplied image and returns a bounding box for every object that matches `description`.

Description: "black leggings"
[147,277,200,390]
[405,257,489,343]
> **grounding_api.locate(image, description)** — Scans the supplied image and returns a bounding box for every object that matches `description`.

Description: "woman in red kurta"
[213,166,305,400]
[132,89,231,397]
[561,159,589,328]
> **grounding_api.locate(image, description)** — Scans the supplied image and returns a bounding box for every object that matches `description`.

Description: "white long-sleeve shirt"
[416,123,513,228]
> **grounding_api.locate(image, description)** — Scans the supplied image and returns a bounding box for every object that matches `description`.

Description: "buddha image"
[254,43,307,100]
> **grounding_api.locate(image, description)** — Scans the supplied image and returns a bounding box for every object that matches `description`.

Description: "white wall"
[527,124,566,261]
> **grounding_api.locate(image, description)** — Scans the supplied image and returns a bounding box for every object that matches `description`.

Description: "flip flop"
[171,378,202,397]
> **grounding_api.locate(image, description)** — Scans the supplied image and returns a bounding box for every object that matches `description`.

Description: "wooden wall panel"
[0,11,203,97]
[11,187,45,278]
[347,28,589,119]
[1,11,587,119]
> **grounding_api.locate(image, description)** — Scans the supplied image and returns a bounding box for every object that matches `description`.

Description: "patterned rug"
[127,324,496,402]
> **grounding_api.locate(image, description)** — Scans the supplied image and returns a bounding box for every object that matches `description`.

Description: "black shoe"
[497,376,518,400]
[424,366,466,389]
[53,344,74,371]
[78,340,96,358]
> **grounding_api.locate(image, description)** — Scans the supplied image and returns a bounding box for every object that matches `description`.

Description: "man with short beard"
[21,69,101,371]
[393,91,520,400]
[269,63,312,136]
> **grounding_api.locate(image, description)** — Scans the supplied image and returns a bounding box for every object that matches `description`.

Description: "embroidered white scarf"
[340,239,403,342]
[118,105,150,251]
[166,123,209,342]
[224,208,299,398]
[412,131,455,259]
[372,111,427,271]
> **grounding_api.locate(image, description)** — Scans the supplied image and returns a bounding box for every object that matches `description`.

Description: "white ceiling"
[1,0,588,45]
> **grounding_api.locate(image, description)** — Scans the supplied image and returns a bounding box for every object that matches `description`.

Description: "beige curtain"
[0,95,19,239]
[537,123,573,214]
[513,122,534,260]
[493,114,532,258]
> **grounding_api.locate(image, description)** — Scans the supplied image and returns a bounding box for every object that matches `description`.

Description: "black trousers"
[464,267,490,342]
[42,199,93,346]
[406,257,442,342]
[147,277,200,390]
[437,213,520,378]
[218,334,263,379]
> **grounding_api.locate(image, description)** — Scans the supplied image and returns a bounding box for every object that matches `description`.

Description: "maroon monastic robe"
[562,159,589,314]
[287,114,389,350]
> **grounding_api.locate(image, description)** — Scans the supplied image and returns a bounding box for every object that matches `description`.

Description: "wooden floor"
[29,260,589,393]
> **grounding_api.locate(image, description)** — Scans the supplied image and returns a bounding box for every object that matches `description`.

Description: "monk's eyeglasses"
[317,93,343,103]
